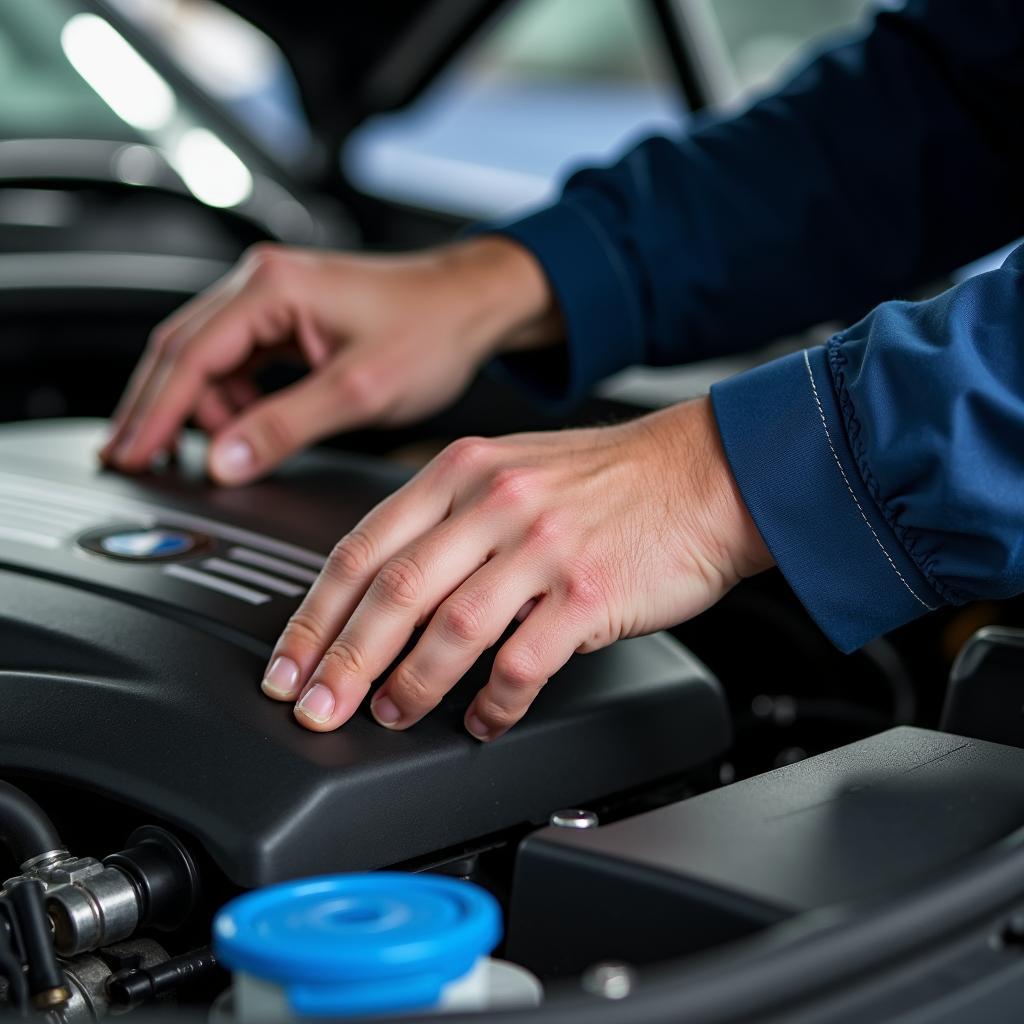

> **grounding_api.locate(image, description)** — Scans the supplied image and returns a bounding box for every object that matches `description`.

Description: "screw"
[582,961,635,1000]
[549,809,599,829]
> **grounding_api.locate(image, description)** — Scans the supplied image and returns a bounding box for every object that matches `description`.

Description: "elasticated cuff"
[711,346,944,652]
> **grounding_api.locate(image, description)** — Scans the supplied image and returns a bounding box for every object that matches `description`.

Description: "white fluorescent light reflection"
[171,128,253,209]
[61,14,176,132]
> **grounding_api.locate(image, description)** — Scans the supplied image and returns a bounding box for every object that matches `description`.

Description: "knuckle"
[325,529,376,583]
[474,697,519,730]
[563,557,608,611]
[485,466,537,509]
[244,244,292,288]
[388,662,433,709]
[525,508,565,548]
[280,610,326,652]
[328,362,379,414]
[494,644,545,692]
[320,636,364,679]
[372,554,424,608]
[438,436,494,475]
[243,241,285,268]
[438,593,486,646]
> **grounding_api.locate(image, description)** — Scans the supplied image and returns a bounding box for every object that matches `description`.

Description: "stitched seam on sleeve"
[827,339,966,605]
[803,349,937,611]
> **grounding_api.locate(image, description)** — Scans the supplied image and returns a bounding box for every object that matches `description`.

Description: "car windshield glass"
[0,0,136,141]
[0,0,269,215]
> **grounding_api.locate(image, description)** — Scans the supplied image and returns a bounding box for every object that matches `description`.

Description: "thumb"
[207,356,382,484]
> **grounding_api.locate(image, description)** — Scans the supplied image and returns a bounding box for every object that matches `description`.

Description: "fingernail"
[114,420,140,462]
[465,714,491,742]
[261,656,300,699]
[98,428,117,460]
[212,437,255,482]
[295,683,335,724]
[371,695,401,727]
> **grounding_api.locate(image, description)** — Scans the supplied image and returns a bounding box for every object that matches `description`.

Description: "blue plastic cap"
[213,873,502,1017]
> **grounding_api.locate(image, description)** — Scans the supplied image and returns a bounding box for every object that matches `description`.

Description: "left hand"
[261,397,773,740]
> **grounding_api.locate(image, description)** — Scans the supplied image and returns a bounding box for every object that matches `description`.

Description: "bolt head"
[549,809,599,829]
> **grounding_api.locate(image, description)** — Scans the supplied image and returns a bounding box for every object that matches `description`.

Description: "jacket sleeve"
[711,243,1024,651]
[482,0,1024,402]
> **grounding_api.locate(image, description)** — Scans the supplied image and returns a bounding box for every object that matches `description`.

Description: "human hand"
[261,397,774,739]
[100,237,559,483]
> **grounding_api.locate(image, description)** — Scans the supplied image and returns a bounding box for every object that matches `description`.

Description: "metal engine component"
[48,869,141,958]
[3,828,200,958]
[5,854,140,957]
[58,939,168,1023]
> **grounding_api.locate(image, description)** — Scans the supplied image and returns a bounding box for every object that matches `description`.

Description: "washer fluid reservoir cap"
[213,872,502,1017]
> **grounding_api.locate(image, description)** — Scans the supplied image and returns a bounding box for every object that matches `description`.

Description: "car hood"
[214,0,507,142]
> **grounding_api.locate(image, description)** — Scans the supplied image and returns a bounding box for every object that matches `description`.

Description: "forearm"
[482,0,1024,403]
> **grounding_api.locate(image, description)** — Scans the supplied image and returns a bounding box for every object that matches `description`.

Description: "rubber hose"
[0,781,61,867]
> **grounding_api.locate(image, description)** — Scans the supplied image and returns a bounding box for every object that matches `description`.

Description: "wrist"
[640,398,774,586]
[435,236,563,363]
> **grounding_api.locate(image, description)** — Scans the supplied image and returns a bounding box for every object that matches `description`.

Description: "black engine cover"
[0,420,729,885]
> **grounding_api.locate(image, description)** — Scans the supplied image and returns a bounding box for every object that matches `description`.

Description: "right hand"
[100,237,560,484]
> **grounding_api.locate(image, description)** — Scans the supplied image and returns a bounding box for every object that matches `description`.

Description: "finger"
[464,597,583,741]
[221,372,262,412]
[101,285,233,461]
[109,292,282,473]
[260,475,455,704]
[369,554,545,730]
[101,340,171,463]
[291,517,497,732]
[107,244,313,474]
[192,385,235,435]
[205,350,387,485]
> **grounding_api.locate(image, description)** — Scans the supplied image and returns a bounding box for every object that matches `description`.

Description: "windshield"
[0,0,323,234]
[0,0,135,141]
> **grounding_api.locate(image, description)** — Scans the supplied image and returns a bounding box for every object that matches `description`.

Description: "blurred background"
[0,0,893,419]
[1,0,1018,777]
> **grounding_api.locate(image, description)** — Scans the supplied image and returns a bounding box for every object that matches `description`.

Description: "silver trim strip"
[0,495,92,528]
[227,547,319,584]
[202,557,304,598]
[0,477,130,519]
[0,512,73,538]
[163,564,270,605]
[0,525,62,549]
[0,472,326,568]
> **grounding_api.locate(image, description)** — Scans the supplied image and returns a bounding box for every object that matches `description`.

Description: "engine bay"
[0,419,734,1018]
[0,420,1023,1023]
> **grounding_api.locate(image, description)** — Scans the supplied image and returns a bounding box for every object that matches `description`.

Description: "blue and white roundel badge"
[99,529,197,559]
[79,525,211,562]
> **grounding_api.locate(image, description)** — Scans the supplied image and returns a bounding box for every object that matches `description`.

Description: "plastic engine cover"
[0,420,729,885]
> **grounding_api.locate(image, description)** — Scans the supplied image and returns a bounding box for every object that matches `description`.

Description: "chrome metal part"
[581,961,636,1000]
[57,939,168,1023]
[549,809,600,830]
[47,867,141,957]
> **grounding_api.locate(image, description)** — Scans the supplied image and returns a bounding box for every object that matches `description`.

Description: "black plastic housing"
[507,726,1024,977]
[941,626,1024,747]
[0,420,730,886]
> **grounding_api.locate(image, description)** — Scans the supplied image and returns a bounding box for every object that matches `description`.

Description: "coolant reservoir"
[212,873,542,1020]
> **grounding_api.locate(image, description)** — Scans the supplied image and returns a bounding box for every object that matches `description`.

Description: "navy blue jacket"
[483,0,1024,651]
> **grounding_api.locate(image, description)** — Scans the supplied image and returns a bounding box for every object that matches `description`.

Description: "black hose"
[0,782,61,867]
[0,910,28,1016]
[5,881,67,1007]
